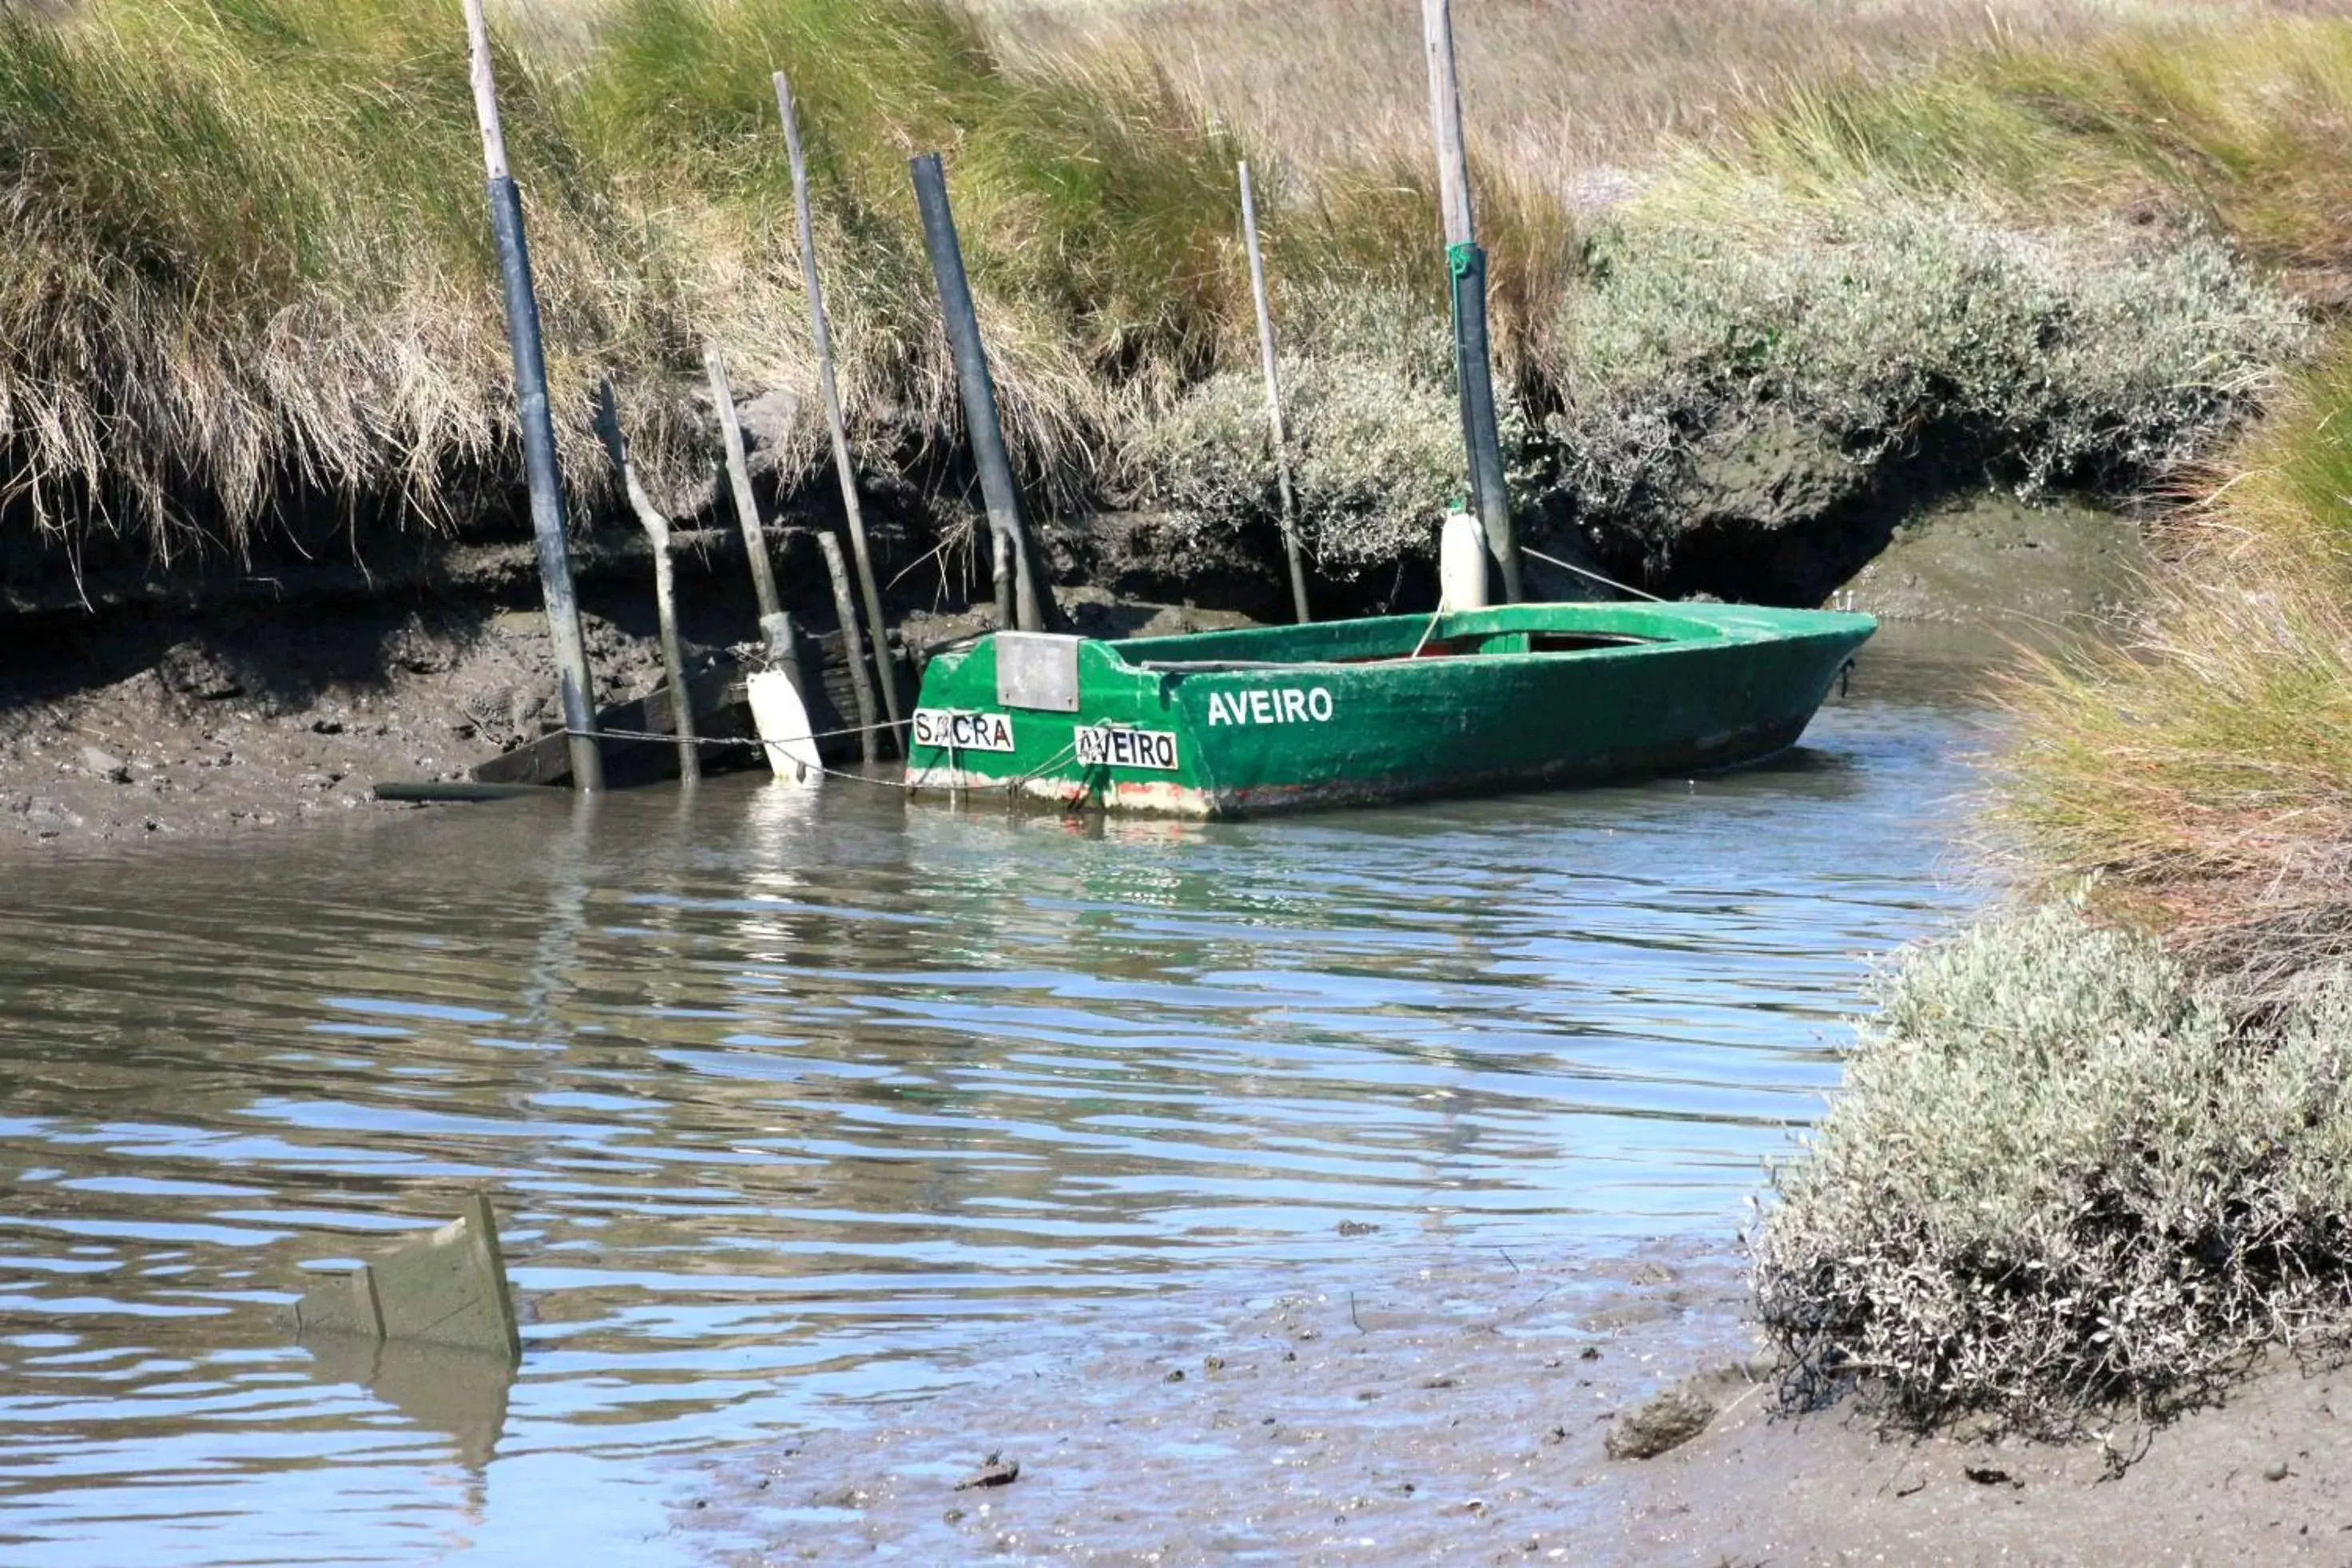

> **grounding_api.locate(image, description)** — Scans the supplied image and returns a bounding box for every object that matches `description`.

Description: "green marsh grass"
[1702,17,2352,275]
[0,0,2331,578]
[0,0,1266,556]
[2000,349,2352,990]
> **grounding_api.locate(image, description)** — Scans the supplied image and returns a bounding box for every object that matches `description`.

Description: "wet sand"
[694,1241,2352,1565]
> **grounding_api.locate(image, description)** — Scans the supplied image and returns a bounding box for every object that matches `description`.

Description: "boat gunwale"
[1091,604,1875,679]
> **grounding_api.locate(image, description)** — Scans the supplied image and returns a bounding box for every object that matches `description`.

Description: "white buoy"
[1439,510,1489,611]
[748,669,822,786]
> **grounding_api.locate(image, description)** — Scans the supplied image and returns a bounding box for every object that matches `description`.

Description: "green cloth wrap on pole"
[1446,240,1522,603]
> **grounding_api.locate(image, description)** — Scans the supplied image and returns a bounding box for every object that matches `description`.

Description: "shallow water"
[0,627,1996,1566]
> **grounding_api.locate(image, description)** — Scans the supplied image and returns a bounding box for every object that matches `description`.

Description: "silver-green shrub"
[1549,194,2306,531]
[1119,194,2302,587]
[1114,288,1504,578]
[1756,901,2352,1434]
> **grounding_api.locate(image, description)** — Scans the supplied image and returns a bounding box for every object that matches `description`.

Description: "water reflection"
[298,1335,514,1472]
[0,628,1998,1565]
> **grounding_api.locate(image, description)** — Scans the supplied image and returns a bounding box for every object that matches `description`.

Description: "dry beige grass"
[991,0,2285,198]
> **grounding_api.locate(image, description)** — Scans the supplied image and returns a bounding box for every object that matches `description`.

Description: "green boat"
[903,601,1874,818]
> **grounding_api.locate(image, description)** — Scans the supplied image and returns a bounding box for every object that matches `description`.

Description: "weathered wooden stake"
[461,0,602,789]
[909,152,1052,634]
[1238,161,1310,625]
[817,532,881,767]
[1421,0,1523,605]
[776,73,905,750]
[593,379,699,784]
[701,341,793,665]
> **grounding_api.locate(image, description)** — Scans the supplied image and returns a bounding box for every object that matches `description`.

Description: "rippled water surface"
[2,630,1995,1565]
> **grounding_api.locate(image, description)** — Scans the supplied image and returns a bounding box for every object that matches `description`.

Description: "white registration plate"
[1074,724,1180,772]
[912,708,1015,752]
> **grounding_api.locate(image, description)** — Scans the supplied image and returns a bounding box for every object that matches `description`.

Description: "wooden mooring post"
[1238,160,1310,625]
[776,73,905,750]
[909,152,1053,634]
[701,341,793,666]
[1420,0,1523,605]
[592,379,699,784]
[460,0,602,789]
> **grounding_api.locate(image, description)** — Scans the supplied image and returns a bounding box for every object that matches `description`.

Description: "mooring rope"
[566,723,1085,799]
[1520,545,1666,603]
[570,716,896,749]
[901,739,1083,798]
[1408,601,1450,660]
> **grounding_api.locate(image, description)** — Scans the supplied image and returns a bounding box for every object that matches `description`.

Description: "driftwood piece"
[593,378,699,783]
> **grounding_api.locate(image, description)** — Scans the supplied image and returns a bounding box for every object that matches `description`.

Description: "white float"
[747,669,822,786]
[1439,511,1490,612]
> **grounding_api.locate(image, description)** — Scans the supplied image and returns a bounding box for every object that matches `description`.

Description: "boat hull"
[904,602,1874,819]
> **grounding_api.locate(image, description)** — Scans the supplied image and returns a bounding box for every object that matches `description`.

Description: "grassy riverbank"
[2001,351,2352,991]
[0,0,1265,554]
[0,0,2312,606]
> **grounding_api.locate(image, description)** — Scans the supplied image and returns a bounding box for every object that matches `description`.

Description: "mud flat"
[692,1243,1760,1564]
[0,598,679,848]
[693,1241,2352,1565]
[1839,490,2153,629]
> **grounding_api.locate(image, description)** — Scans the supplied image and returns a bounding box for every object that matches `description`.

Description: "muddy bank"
[0,597,678,846]
[1619,1348,2352,1564]
[690,1241,2352,1565]
[1838,490,2153,628]
[0,547,1256,848]
[0,457,2138,851]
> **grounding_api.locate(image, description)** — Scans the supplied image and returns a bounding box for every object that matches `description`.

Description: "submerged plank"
[289,1192,521,1364]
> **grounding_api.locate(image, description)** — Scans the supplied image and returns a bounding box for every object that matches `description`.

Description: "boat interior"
[1114,604,1706,673]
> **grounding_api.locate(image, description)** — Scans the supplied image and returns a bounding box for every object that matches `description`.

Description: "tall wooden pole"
[1238,161,1311,625]
[461,0,602,789]
[1421,0,1523,605]
[592,381,699,784]
[909,152,1051,634]
[701,341,794,664]
[775,73,905,750]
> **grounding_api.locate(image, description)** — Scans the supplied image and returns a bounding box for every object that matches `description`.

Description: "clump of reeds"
[1998,347,2352,994]
[1756,902,2352,1436]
